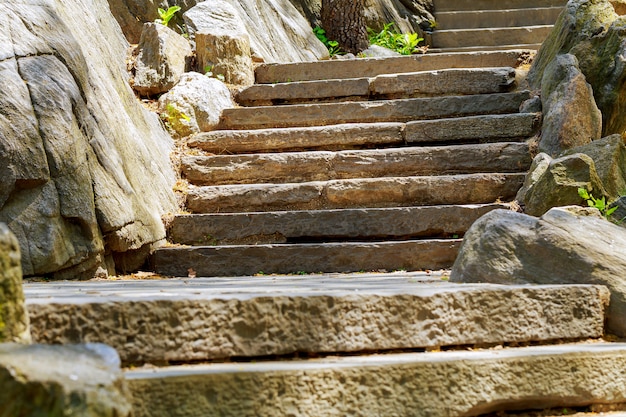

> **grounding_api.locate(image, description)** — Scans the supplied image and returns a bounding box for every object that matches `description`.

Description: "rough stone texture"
[612,0,626,14]
[539,54,602,156]
[186,173,526,213]
[0,0,177,279]
[405,113,540,143]
[184,1,254,86]
[450,206,626,337]
[126,343,626,417]
[255,50,527,83]
[431,25,554,49]
[25,276,608,363]
[562,134,626,200]
[182,142,531,185]
[516,152,607,217]
[158,72,235,137]
[0,343,131,417]
[237,67,518,106]
[0,224,30,344]
[187,123,405,154]
[610,195,626,223]
[218,91,531,130]
[168,204,510,245]
[132,22,193,96]
[185,0,328,64]
[527,0,626,136]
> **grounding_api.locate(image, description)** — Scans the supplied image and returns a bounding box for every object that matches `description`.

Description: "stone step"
[187,113,539,155]
[182,142,531,186]
[186,173,526,213]
[255,50,530,83]
[430,43,545,53]
[24,275,609,364]
[125,343,626,417]
[237,67,518,106]
[434,0,566,12]
[436,7,563,30]
[217,91,531,130]
[168,204,510,246]
[431,26,554,49]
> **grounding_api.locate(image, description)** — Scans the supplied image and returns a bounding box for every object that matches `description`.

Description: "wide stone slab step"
[168,204,510,245]
[187,113,539,155]
[25,275,609,365]
[436,7,564,30]
[217,91,531,130]
[125,343,626,417]
[255,50,530,83]
[182,142,531,186]
[186,173,526,213]
[237,67,517,106]
[153,240,462,277]
[431,26,554,49]
[434,0,566,12]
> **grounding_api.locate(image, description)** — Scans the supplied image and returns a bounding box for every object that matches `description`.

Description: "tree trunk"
[321,0,369,54]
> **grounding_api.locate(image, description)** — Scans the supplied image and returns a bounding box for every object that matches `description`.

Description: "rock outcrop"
[450,206,626,337]
[0,0,178,279]
[539,54,602,156]
[0,343,131,416]
[0,224,30,344]
[132,22,193,96]
[528,0,626,137]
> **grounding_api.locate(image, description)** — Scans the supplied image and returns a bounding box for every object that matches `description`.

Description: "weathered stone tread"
[217,91,531,130]
[125,343,625,417]
[436,7,564,30]
[185,173,526,213]
[431,25,554,49]
[167,204,511,245]
[182,142,531,186]
[435,0,566,12]
[254,50,531,83]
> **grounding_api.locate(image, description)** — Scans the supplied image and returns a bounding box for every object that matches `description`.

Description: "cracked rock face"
[0,0,177,279]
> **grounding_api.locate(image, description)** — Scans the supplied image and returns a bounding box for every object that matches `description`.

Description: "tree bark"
[321,0,369,54]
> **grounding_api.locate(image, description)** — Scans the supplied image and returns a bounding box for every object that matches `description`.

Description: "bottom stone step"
[126,343,626,417]
[152,239,463,276]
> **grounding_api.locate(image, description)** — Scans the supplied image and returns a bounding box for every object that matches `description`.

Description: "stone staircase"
[429,0,567,52]
[152,50,538,277]
[21,8,626,415]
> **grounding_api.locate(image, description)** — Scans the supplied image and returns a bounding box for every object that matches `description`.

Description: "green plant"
[313,26,344,57]
[162,103,191,132]
[368,23,424,55]
[578,188,618,219]
[204,65,226,82]
[156,6,181,27]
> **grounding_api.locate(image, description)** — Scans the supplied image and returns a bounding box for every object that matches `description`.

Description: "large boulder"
[158,72,235,137]
[132,22,193,96]
[0,224,30,344]
[0,0,178,279]
[450,206,626,337]
[528,0,626,136]
[0,343,131,416]
[539,54,602,156]
[183,1,255,85]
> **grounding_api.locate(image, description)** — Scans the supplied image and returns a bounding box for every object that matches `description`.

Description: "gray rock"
[450,206,626,337]
[516,152,606,217]
[158,72,235,137]
[610,196,626,224]
[184,1,254,86]
[0,343,131,416]
[0,0,177,279]
[539,54,602,156]
[0,224,30,344]
[133,22,193,96]
[528,0,626,136]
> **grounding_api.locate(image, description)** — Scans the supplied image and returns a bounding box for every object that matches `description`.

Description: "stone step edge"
[434,0,567,12]
[187,113,540,154]
[236,67,518,106]
[433,24,555,34]
[434,7,564,30]
[167,203,511,246]
[254,50,532,83]
[125,343,626,417]
[26,278,609,364]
